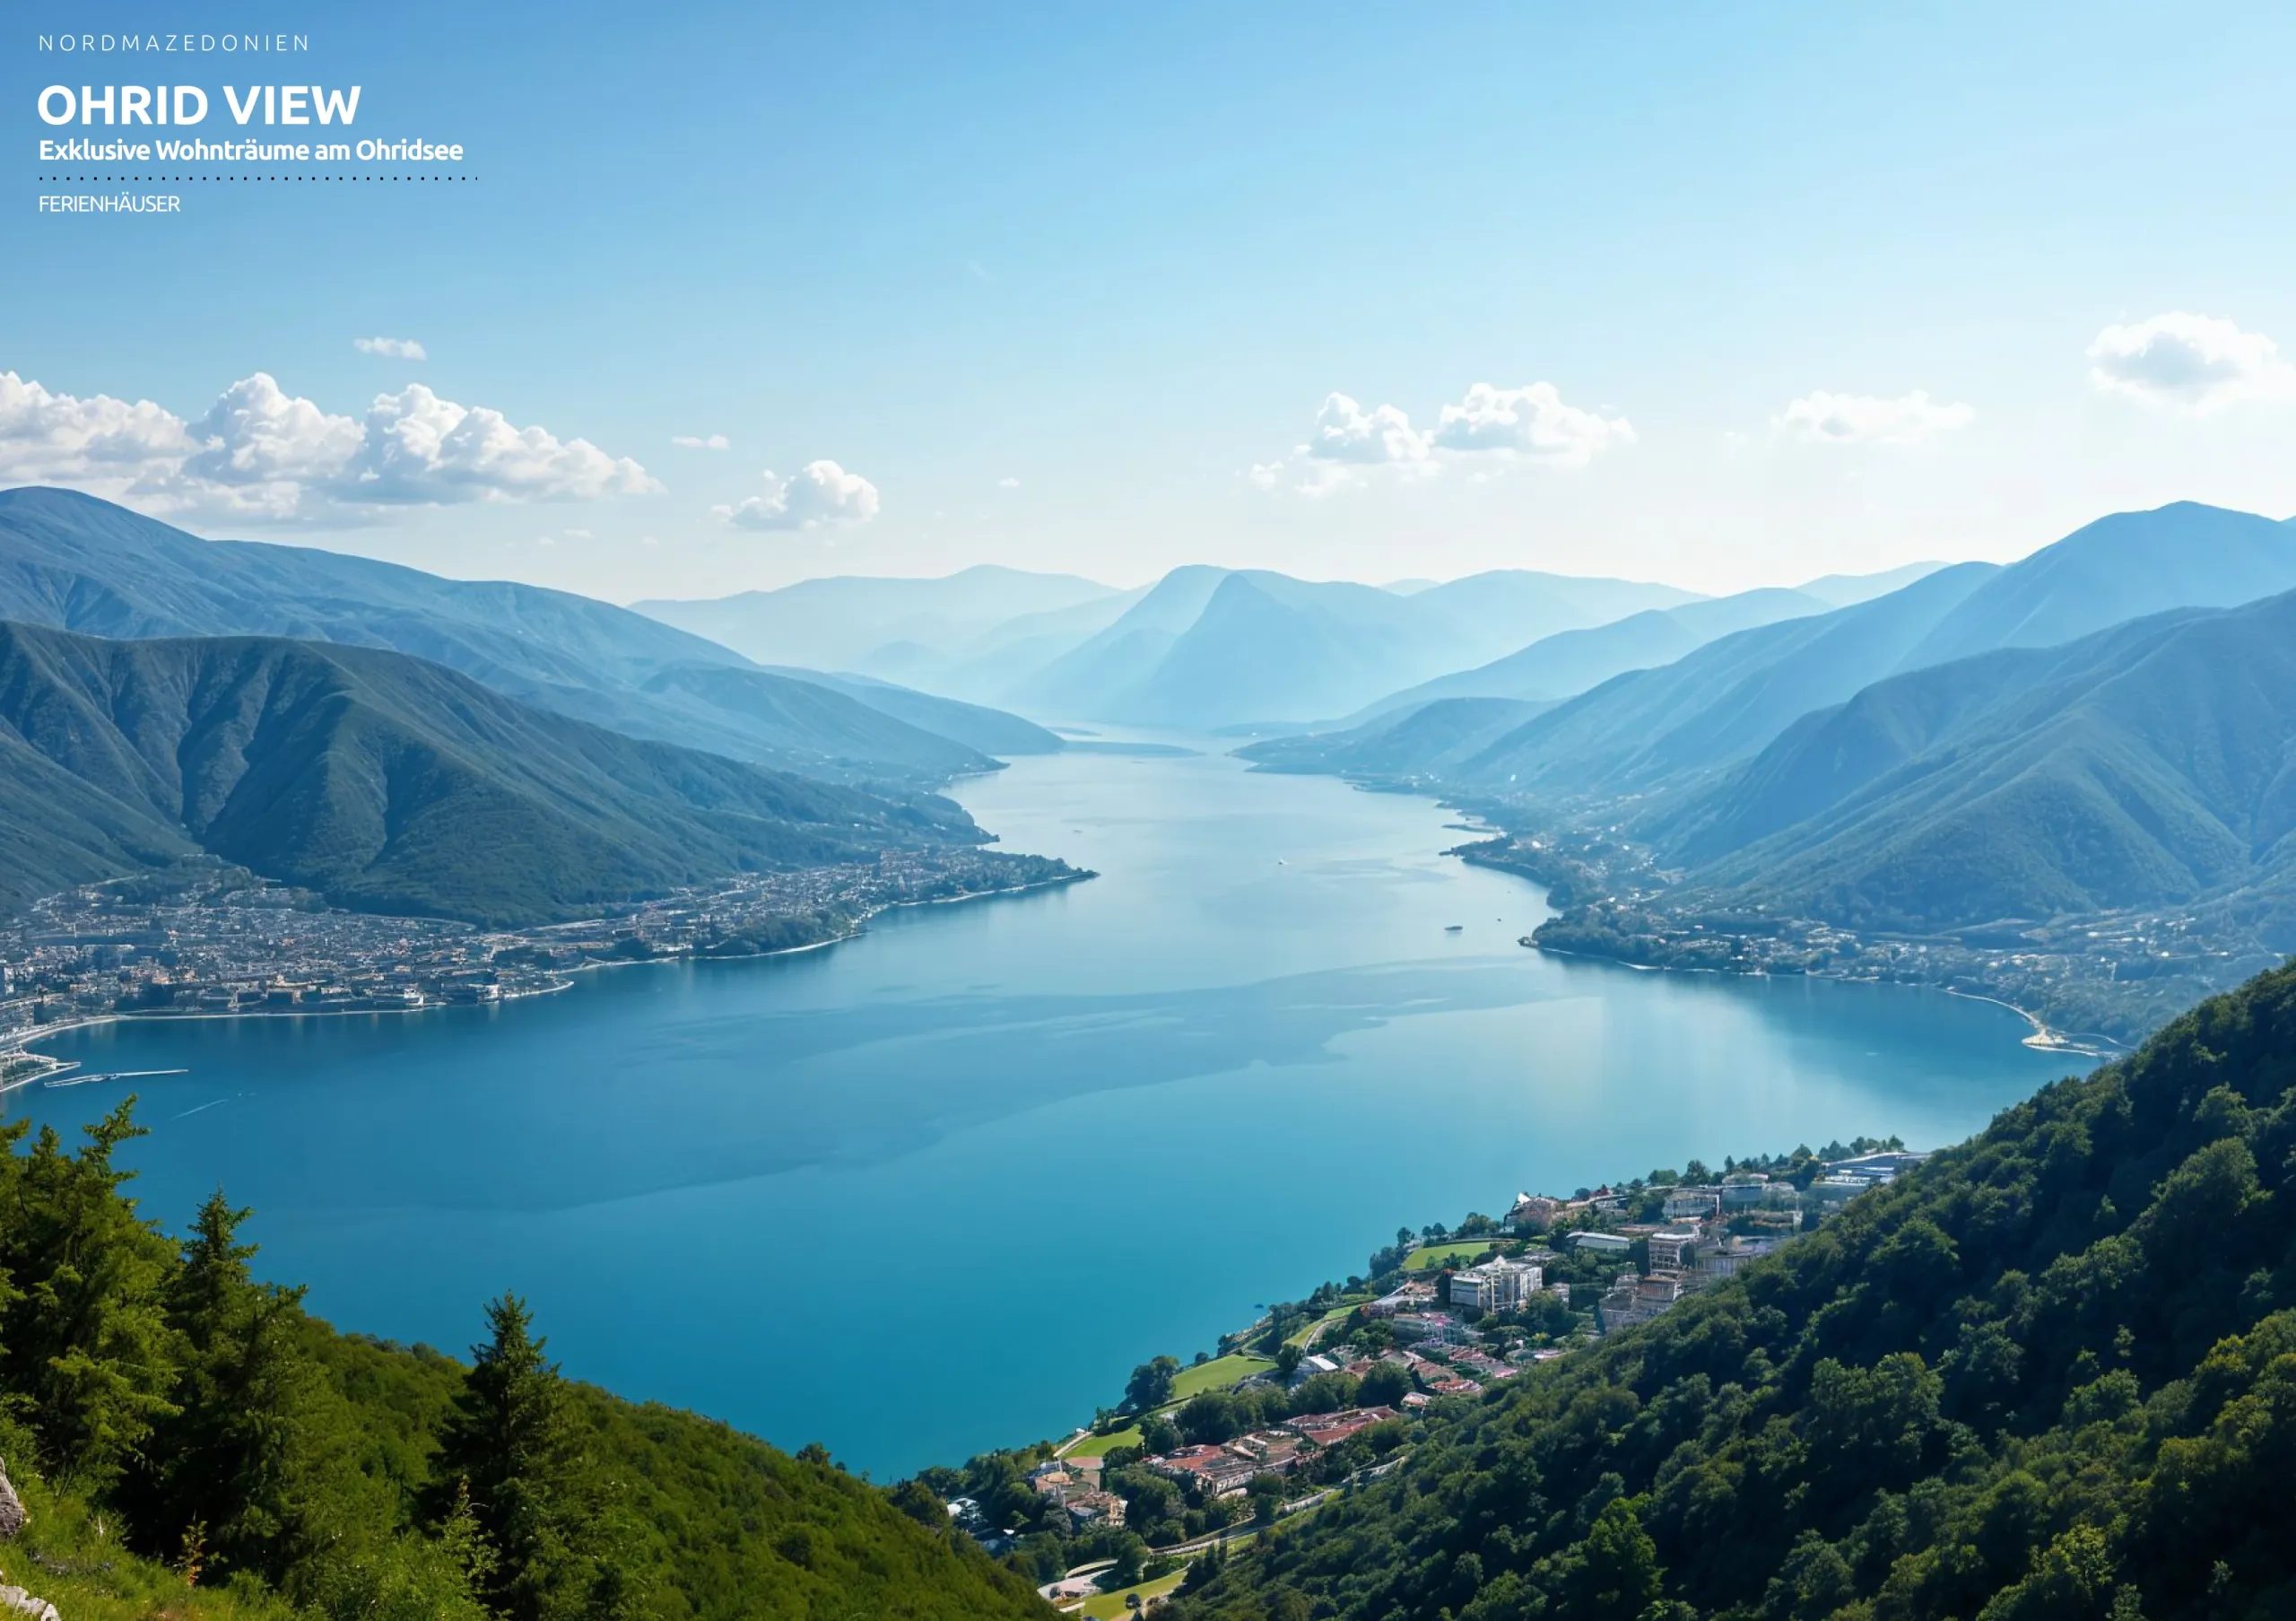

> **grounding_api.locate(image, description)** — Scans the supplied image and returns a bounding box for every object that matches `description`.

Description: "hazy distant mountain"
[1260,502,2296,809]
[993,563,1707,727]
[1651,590,2296,940]
[0,488,1057,783]
[0,619,978,922]
[1348,586,1831,725]
[1900,501,2296,667]
[1000,564,1235,719]
[1444,562,2003,794]
[1794,560,1946,607]
[1241,695,1556,778]
[633,566,1118,675]
[1401,569,1704,652]
[1243,568,1992,784]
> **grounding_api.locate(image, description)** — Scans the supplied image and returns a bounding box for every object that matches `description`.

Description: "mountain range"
[641,562,1710,725]
[1648,588,2296,943]
[0,618,979,922]
[0,488,1057,786]
[633,563,1118,675]
[1249,503,2296,809]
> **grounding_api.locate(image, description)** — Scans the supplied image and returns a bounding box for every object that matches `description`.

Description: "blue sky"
[7,0,2295,598]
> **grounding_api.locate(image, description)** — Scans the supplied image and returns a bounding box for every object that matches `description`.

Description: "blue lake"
[10,745,2073,1478]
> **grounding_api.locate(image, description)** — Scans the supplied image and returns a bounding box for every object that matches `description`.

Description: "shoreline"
[0,869,1091,1092]
[1526,941,2124,1062]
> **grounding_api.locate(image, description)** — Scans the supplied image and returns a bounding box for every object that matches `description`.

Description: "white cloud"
[715,460,881,532]
[1775,389,1975,447]
[672,432,730,450]
[186,372,362,485]
[352,336,427,360]
[1432,381,1636,466]
[1306,392,1431,466]
[336,384,662,505]
[996,475,1021,489]
[2086,311,2296,412]
[0,369,194,490]
[1261,379,1631,495]
[0,366,660,520]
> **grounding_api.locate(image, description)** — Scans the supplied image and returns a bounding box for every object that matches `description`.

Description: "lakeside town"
[0,850,1085,1091]
[1443,825,2256,1054]
[931,1137,1926,1617]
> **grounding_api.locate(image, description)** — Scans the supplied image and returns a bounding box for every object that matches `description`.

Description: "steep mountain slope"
[1103,571,1474,727]
[1902,501,2296,667]
[1240,695,1555,778]
[633,563,1118,673]
[1446,562,2002,795]
[1338,586,1832,726]
[1651,591,2296,934]
[0,620,978,921]
[0,487,1057,782]
[1001,564,1234,719]
[1170,961,2296,1621]
[0,1104,1050,1621]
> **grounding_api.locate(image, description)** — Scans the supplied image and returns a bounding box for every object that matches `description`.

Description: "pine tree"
[427,1294,604,1621]
[0,1104,179,1490]
[140,1189,346,1581]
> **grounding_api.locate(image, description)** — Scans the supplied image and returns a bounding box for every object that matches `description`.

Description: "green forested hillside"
[0,619,978,921]
[0,1102,1048,1621]
[1655,590,2296,937]
[1164,961,2296,1621]
[0,487,1057,783]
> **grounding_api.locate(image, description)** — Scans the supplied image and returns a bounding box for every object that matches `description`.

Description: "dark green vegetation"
[0,618,981,921]
[1653,590,2296,936]
[0,487,1058,784]
[0,1101,1048,1621]
[1162,960,2296,1620]
[1525,582,2296,1040]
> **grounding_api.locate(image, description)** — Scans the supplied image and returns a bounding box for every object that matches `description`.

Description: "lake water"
[10,745,2072,1478]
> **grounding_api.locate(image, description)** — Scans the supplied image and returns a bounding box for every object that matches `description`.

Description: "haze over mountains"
[10,483,2294,979]
[0,488,1057,787]
[639,561,1709,727]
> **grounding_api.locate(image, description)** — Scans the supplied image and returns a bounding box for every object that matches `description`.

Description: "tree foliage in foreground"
[1165,960,2296,1620]
[0,1102,1045,1620]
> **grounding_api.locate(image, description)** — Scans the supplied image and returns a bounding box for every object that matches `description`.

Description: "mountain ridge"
[0,617,982,922]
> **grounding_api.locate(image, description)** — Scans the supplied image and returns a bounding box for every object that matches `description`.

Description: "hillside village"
[934,1139,1925,1613]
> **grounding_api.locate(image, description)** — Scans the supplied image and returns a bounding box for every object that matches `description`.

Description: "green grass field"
[1065,1425,1143,1458]
[1283,1301,1364,1347]
[1078,1570,1187,1617]
[1402,1240,1500,1271]
[1170,1352,1276,1399]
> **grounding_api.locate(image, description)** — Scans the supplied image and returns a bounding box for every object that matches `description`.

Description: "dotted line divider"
[35,174,476,183]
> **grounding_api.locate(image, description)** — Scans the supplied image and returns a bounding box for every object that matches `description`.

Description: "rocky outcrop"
[0,1468,21,1541]
[0,1587,57,1621]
